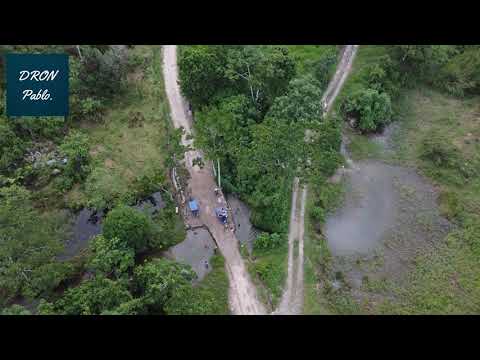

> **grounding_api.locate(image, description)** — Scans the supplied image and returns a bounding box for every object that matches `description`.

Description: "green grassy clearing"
[287,45,339,76]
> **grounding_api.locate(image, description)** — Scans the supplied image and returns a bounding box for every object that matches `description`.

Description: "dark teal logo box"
[6,54,69,117]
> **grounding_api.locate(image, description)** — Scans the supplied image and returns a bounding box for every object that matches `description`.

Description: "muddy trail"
[274,45,359,315]
[162,45,266,315]
[324,124,452,310]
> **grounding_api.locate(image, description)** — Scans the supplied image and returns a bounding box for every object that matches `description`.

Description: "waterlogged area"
[227,195,260,254]
[165,227,217,282]
[325,124,452,296]
[59,192,166,261]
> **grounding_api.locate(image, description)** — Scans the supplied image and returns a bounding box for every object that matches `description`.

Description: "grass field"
[287,45,339,76]
[64,46,171,210]
[374,87,480,314]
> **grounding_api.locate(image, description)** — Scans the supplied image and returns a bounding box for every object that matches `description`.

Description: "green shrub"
[341,88,392,133]
[254,232,284,252]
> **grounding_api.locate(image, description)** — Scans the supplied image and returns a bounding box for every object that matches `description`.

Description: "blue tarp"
[189,200,199,212]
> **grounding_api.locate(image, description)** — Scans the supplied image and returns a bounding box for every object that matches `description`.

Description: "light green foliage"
[46,276,133,315]
[342,88,392,132]
[164,255,229,315]
[87,235,135,278]
[134,258,196,313]
[1,304,32,315]
[102,205,152,252]
[267,75,324,123]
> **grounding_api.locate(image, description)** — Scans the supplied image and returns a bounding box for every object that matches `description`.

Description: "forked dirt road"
[163,44,357,315]
[162,45,266,315]
[274,45,359,315]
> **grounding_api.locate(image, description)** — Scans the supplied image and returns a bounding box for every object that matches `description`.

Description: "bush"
[58,131,91,190]
[49,276,133,315]
[75,47,128,100]
[134,258,196,313]
[341,88,392,133]
[0,117,25,172]
[103,205,152,252]
[1,304,32,315]
[311,47,338,89]
[254,232,284,252]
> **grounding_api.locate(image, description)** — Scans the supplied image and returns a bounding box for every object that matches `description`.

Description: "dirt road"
[162,45,266,315]
[273,179,307,314]
[274,45,359,315]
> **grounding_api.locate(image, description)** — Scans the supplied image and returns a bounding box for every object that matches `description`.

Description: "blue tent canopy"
[189,200,199,212]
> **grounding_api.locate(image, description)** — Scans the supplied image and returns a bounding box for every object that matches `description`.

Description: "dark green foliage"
[179,45,296,113]
[0,117,25,172]
[436,47,480,96]
[103,205,152,252]
[45,276,133,315]
[74,47,128,100]
[58,131,91,190]
[178,45,229,108]
[0,185,70,305]
[341,88,392,132]
[419,130,479,184]
[311,47,338,89]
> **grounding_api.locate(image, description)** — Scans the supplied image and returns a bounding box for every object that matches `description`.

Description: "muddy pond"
[59,191,259,282]
[325,124,452,293]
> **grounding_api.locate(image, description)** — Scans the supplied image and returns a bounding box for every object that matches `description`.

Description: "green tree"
[224,46,296,113]
[267,75,324,123]
[134,258,196,313]
[48,276,133,315]
[103,205,152,252]
[178,45,229,108]
[87,235,135,278]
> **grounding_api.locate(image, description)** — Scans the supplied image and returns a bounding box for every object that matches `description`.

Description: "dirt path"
[274,45,359,315]
[162,45,266,315]
[322,45,359,113]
